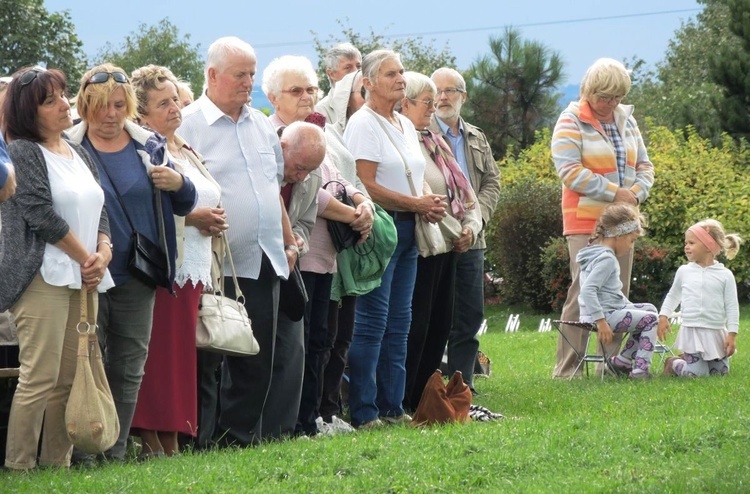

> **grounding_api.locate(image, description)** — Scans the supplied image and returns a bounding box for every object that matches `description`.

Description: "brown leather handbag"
[410,370,472,426]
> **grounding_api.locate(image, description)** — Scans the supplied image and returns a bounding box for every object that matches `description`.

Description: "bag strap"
[219,234,244,303]
[77,287,95,358]
[364,106,419,197]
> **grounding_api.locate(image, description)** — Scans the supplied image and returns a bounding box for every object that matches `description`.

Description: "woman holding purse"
[0,66,114,470]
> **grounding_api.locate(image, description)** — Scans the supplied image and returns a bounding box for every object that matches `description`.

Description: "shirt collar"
[196,93,251,125]
[436,116,464,138]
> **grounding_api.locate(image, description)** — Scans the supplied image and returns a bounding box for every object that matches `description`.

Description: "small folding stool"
[552,320,610,380]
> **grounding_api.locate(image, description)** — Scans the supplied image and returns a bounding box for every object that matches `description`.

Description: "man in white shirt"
[179,36,299,446]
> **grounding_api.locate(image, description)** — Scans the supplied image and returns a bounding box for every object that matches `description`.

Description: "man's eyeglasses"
[409,98,436,108]
[436,87,465,96]
[19,67,46,88]
[282,86,318,97]
[83,71,129,91]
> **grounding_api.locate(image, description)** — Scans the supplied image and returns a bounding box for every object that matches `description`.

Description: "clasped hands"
[187,207,229,238]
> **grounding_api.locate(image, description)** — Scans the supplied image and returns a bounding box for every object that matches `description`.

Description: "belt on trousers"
[385,210,416,221]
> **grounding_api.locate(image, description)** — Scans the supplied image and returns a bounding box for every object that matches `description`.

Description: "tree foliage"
[96,18,204,99]
[627,1,733,143]
[311,18,456,94]
[708,0,750,140]
[0,0,87,87]
[464,28,564,159]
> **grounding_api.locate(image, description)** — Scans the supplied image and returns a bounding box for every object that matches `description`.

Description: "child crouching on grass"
[658,219,742,377]
[577,203,658,378]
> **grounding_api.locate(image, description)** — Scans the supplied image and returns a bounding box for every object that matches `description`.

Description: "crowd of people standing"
[0,36,501,470]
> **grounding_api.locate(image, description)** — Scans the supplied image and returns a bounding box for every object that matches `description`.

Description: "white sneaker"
[315,416,333,436]
[328,415,355,434]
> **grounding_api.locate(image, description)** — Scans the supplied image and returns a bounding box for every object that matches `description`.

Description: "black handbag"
[323,180,361,252]
[88,139,170,288]
[129,231,169,289]
[279,264,308,322]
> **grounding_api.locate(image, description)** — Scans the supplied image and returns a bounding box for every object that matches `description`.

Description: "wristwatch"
[285,244,300,256]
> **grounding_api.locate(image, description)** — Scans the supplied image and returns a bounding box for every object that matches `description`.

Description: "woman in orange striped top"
[551,58,655,378]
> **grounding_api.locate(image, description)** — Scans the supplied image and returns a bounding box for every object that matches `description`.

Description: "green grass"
[3,306,750,493]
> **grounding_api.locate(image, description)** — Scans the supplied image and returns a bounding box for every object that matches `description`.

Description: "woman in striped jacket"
[551,58,655,378]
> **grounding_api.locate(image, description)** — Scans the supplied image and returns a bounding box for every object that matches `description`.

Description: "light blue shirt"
[435,116,469,180]
[179,96,289,280]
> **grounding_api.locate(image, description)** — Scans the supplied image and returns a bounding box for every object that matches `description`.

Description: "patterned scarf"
[419,130,475,220]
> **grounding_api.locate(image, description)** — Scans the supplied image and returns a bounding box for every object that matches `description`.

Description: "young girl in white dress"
[658,219,742,376]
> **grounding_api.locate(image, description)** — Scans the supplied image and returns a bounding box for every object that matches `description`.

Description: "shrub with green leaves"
[485,178,561,311]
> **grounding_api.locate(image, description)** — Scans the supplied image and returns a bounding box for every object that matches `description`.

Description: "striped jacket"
[552,100,654,235]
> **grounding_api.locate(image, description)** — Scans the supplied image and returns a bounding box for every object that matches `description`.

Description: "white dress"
[170,152,220,290]
[39,143,114,292]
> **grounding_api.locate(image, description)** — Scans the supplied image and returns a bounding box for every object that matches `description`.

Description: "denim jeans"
[348,219,418,426]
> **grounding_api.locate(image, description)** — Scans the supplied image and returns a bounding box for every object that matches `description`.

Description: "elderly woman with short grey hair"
[398,71,481,411]
[551,57,655,378]
[343,50,448,429]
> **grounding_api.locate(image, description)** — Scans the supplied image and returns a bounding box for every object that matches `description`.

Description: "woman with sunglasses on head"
[551,58,655,378]
[67,63,197,462]
[128,65,225,458]
[0,66,114,470]
[397,72,481,412]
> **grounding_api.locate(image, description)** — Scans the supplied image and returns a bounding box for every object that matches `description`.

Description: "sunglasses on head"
[83,71,129,90]
[18,67,46,88]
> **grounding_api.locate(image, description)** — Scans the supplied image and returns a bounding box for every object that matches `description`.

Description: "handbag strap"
[77,287,95,358]
[364,106,419,197]
[219,234,244,302]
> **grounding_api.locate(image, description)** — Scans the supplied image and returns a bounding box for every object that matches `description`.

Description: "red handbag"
[411,370,472,426]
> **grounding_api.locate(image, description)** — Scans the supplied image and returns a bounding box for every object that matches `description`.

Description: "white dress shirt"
[179,96,288,280]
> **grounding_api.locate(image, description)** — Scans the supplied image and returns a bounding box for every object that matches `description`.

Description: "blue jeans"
[348,219,418,426]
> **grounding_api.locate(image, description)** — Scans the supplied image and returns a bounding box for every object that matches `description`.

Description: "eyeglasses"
[19,67,46,87]
[409,98,436,108]
[83,71,129,91]
[436,87,465,96]
[282,86,318,97]
[596,93,625,103]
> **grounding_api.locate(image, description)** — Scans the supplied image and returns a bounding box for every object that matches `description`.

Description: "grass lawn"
[3,305,750,493]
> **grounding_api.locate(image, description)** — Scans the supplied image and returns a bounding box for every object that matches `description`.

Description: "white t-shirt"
[170,152,221,290]
[344,107,425,198]
[39,143,114,291]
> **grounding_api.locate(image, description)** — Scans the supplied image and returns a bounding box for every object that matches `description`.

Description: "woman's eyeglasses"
[83,71,129,91]
[409,98,436,108]
[282,86,318,97]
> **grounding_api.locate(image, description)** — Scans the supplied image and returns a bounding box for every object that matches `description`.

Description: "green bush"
[485,178,561,312]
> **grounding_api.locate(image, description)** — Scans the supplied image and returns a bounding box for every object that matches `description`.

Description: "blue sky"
[47,0,701,86]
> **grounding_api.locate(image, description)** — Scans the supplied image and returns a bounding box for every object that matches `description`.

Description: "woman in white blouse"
[343,50,447,429]
[129,65,226,458]
[0,67,113,470]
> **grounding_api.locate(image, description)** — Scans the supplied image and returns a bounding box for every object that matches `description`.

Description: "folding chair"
[552,320,610,380]
[652,313,679,370]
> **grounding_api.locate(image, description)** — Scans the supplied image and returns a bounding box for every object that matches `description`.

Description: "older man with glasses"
[428,67,500,395]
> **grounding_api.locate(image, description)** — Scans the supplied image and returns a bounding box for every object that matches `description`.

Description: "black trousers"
[319,296,356,420]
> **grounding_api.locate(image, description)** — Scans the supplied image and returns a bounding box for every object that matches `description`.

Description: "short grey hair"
[324,42,362,71]
[580,58,631,102]
[261,55,318,98]
[205,36,256,81]
[361,49,401,100]
[431,67,466,92]
[404,71,436,100]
